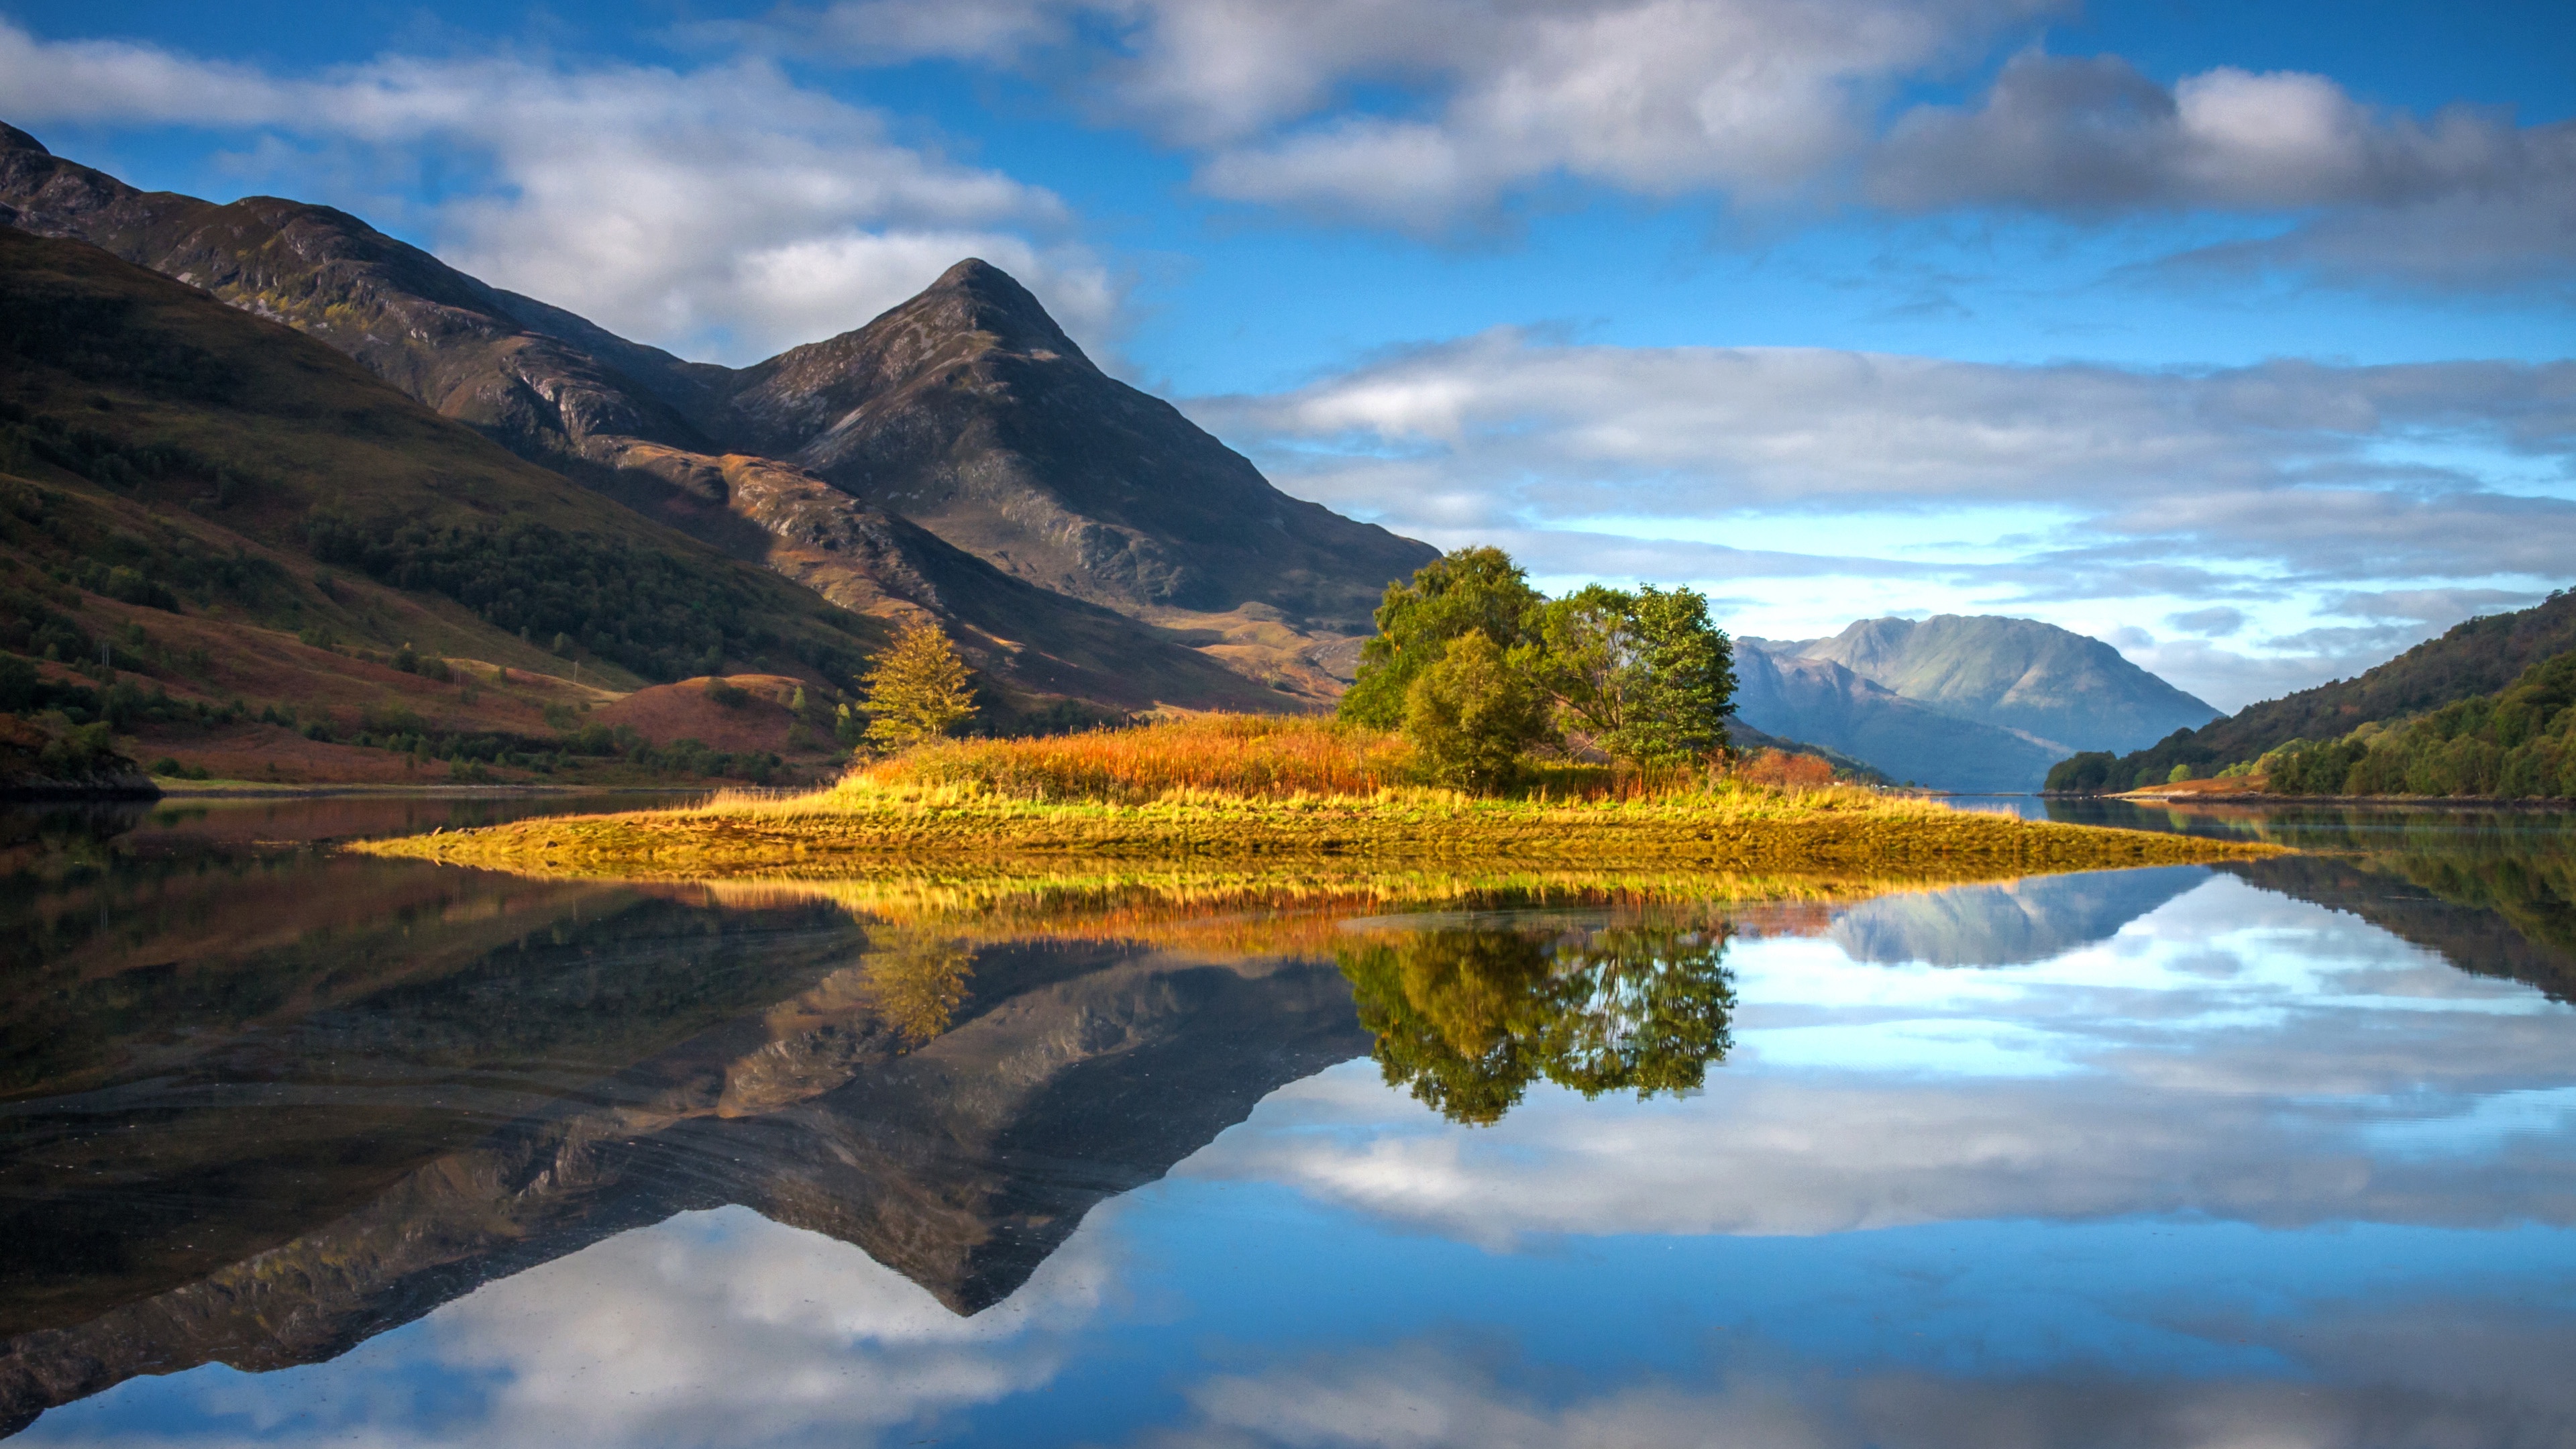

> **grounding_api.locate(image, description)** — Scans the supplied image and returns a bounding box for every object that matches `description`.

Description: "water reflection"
[0,800,2571,1446]
[1339,918,1735,1124]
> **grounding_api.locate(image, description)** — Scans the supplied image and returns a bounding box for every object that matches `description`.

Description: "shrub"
[706,679,749,708]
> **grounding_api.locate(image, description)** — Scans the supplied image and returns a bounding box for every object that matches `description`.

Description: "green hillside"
[2051,590,2576,792]
[2249,648,2575,798]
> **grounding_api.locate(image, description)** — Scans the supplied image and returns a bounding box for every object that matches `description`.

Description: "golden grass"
[356,771,2282,881]
[859,713,1411,800]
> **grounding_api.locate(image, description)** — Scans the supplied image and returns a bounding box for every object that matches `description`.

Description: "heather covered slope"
[0,223,886,688]
[1788,614,2218,754]
[2061,591,2576,790]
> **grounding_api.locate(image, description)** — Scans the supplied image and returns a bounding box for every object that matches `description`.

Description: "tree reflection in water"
[1339,922,1736,1124]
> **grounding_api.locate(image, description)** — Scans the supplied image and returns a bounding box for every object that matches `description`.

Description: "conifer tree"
[859,621,977,751]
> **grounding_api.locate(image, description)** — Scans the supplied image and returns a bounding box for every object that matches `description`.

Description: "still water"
[2,795,2572,1446]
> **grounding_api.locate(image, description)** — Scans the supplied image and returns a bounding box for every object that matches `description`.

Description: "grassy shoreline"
[355,777,2283,879]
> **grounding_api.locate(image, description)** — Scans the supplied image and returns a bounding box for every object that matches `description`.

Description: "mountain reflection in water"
[1,798,2573,1445]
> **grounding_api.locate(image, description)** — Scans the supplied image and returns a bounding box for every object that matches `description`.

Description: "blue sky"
[5,1,2571,708]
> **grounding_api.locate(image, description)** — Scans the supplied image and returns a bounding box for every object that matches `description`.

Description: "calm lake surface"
[3,794,2573,1447]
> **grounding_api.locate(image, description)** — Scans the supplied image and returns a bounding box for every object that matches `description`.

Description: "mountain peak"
[0,123,47,156]
[916,256,1093,367]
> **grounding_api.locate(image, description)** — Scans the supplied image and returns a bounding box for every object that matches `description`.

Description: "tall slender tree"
[859,621,977,751]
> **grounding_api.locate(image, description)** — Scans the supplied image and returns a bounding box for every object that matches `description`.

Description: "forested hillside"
[2051,591,2576,792]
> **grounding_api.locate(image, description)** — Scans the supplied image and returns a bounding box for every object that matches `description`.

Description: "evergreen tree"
[859,621,977,751]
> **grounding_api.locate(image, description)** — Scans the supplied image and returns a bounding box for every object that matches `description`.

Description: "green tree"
[1523,583,1735,767]
[859,621,977,751]
[1340,922,1737,1126]
[1403,631,1549,790]
[1341,546,1543,729]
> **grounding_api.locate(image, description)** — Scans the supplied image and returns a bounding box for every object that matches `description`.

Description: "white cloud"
[1182,330,2576,703]
[0,21,1118,364]
[773,0,2053,232]
[1873,51,2576,289]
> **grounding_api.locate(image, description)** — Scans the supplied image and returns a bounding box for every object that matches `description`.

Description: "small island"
[360,553,2283,880]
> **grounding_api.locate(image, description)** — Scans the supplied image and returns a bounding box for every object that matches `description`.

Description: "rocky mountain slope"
[1729,645,2065,792]
[1782,614,2218,754]
[2060,590,2576,790]
[0,123,1435,704]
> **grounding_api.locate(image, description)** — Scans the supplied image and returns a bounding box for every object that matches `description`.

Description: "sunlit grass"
[358,755,2280,883]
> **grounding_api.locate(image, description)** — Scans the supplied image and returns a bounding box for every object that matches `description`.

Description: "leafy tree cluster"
[304,507,859,684]
[1339,546,1737,789]
[2250,648,2576,799]
[1338,922,1737,1125]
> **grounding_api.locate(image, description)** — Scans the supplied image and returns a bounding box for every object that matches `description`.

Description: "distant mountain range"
[1733,616,2219,792]
[2057,590,2576,791]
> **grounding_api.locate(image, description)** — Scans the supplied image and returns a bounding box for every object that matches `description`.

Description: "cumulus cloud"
[753,2,2576,280]
[1186,329,2576,582]
[1872,50,2576,288]
[0,21,1117,363]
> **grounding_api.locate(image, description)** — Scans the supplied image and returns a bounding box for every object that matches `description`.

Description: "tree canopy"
[1343,546,1737,780]
[1340,545,1542,729]
[860,621,977,751]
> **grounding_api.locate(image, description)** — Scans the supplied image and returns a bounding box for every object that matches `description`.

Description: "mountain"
[1729,645,2064,792]
[1784,614,2219,754]
[0,223,1285,789]
[722,260,1436,630]
[0,124,1436,700]
[2055,590,2576,790]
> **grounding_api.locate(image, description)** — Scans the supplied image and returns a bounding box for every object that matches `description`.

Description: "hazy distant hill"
[0,123,1434,703]
[2059,590,2576,790]
[1729,645,2063,792]
[1787,614,2218,753]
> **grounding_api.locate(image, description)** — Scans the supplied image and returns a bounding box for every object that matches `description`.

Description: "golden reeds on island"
[356,714,2285,881]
